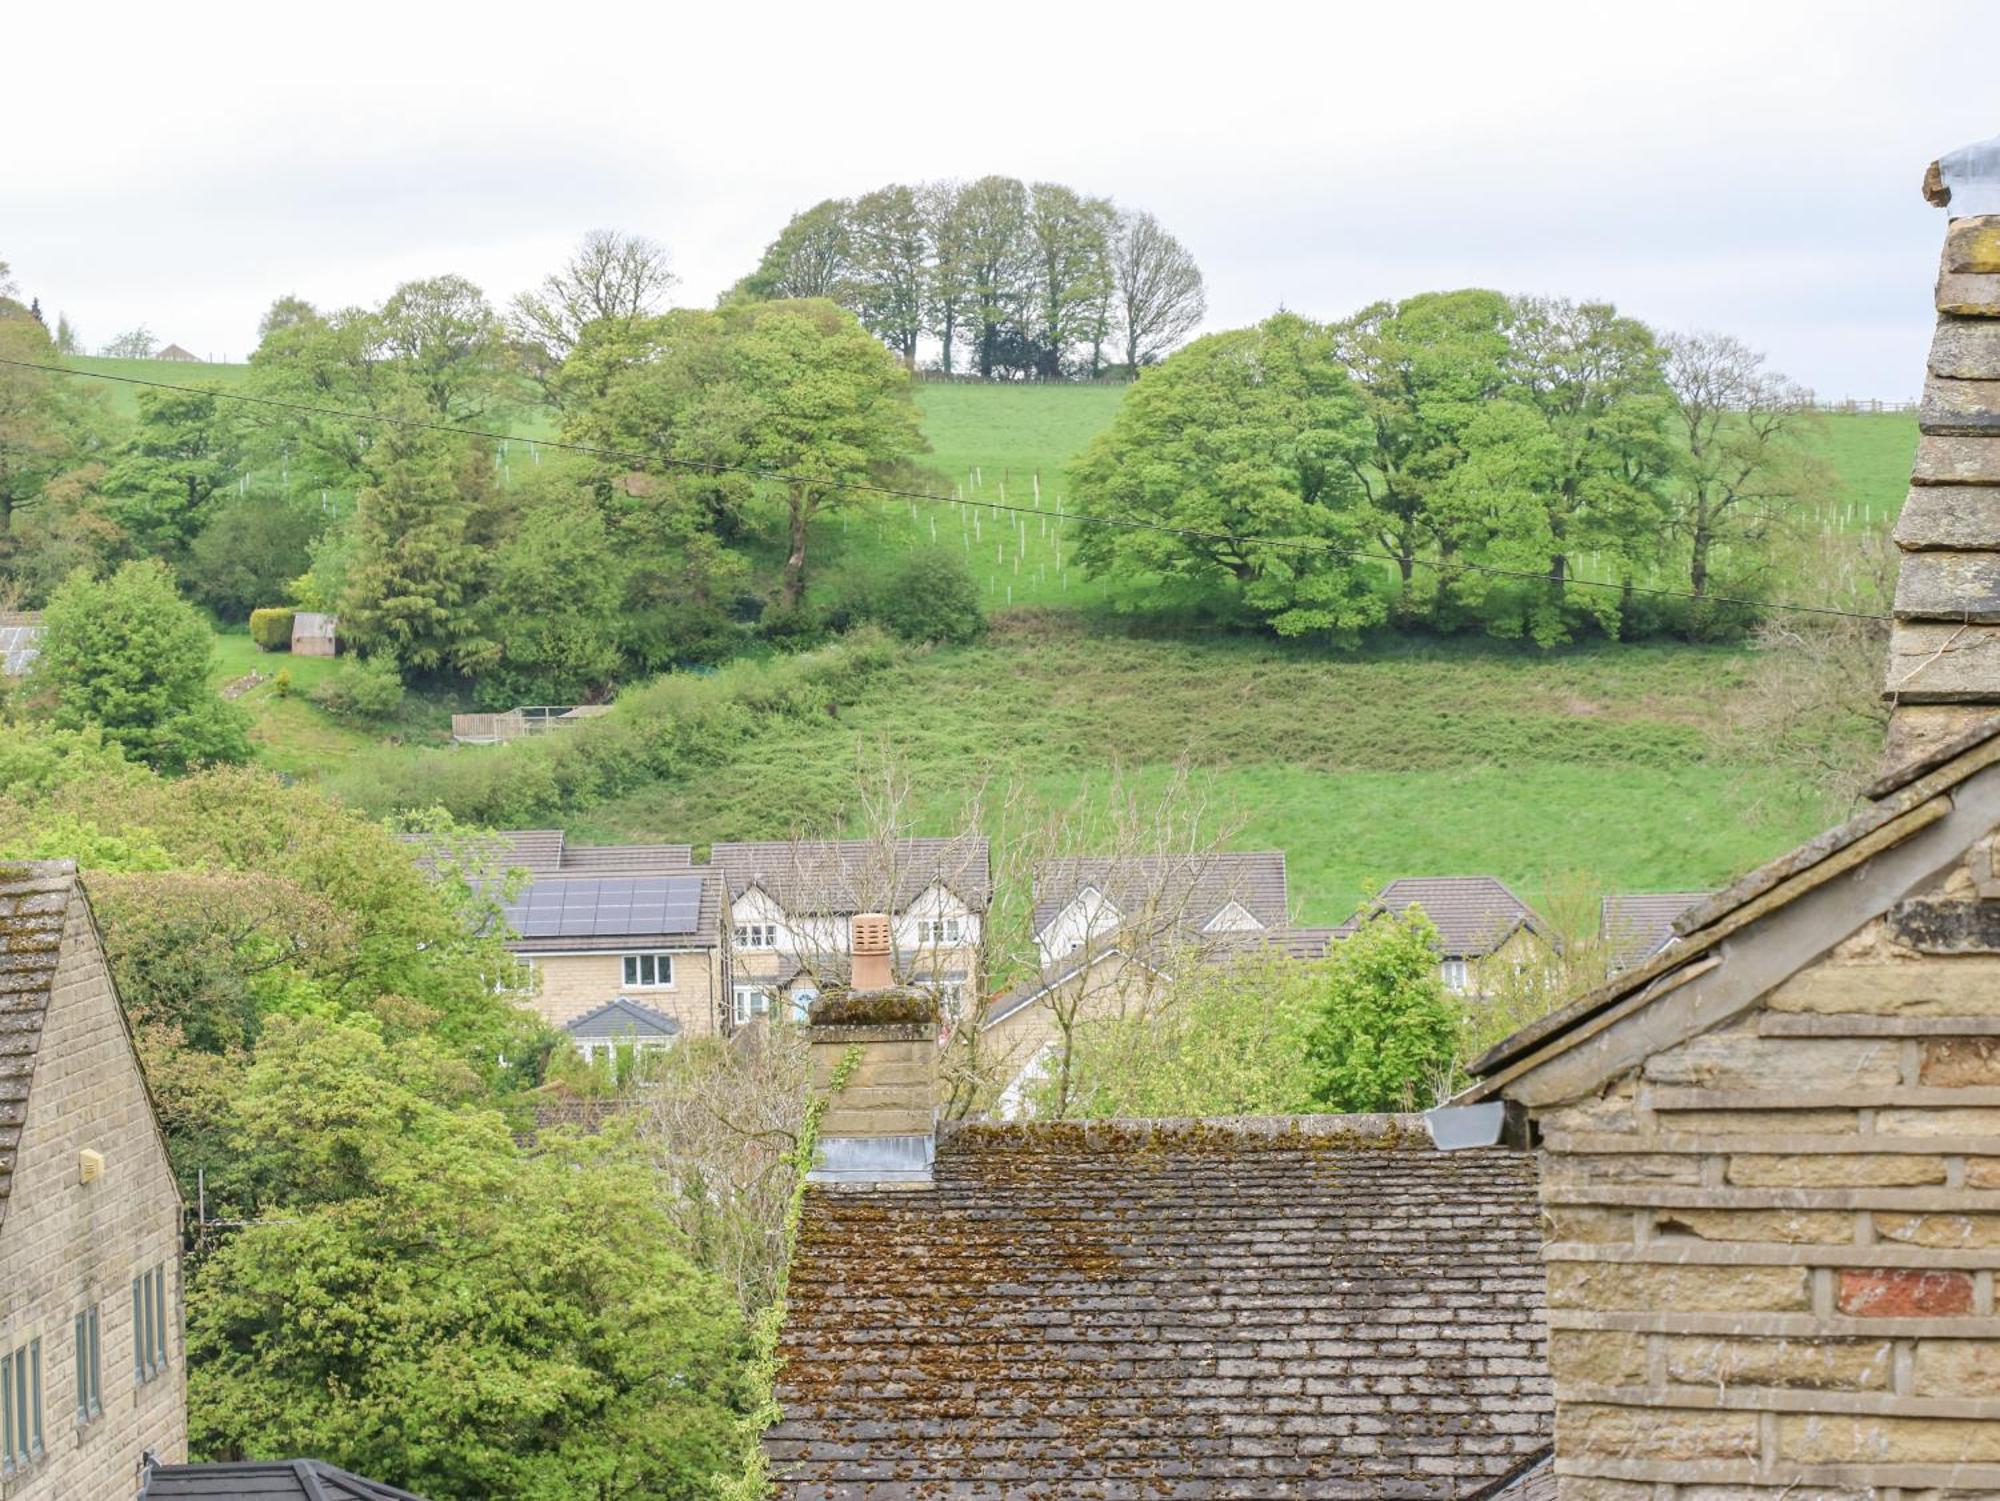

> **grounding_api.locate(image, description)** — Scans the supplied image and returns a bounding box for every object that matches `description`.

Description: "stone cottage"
[1454,136,2000,1498]
[0,861,187,1498]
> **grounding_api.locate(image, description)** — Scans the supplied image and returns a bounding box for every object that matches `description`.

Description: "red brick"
[1837,1268,1974,1318]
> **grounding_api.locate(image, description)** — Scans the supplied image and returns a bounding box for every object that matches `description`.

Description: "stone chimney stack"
[804,913,938,1187]
[1885,135,2000,766]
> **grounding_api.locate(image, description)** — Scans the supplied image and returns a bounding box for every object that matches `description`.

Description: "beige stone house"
[710,837,989,1026]
[1339,874,1559,995]
[0,861,186,1498]
[1449,148,2000,1497]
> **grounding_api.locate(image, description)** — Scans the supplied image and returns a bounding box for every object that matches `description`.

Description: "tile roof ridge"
[941,1111,1450,1145]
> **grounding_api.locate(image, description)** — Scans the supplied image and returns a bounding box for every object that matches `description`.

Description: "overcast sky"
[8,1,1995,397]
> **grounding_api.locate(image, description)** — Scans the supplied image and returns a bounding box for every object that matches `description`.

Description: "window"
[73,1307,100,1423]
[917,917,963,947]
[1440,958,1470,993]
[621,953,673,989]
[1,1336,42,1474]
[790,986,819,1022]
[732,985,771,1026]
[133,1266,168,1384]
[735,922,778,950]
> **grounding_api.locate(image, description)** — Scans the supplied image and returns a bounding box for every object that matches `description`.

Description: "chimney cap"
[1927,133,2000,217]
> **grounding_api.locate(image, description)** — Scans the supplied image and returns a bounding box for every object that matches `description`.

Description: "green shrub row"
[328,629,901,824]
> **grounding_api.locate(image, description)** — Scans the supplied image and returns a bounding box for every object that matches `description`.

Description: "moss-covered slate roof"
[768,1116,1551,1499]
[0,861,75,1236]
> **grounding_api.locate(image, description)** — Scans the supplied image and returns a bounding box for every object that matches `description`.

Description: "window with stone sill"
[132,1265,168,1384]
[1440,958,1470,993]
[74,1306,101,1424]
[1,1335,43,1475]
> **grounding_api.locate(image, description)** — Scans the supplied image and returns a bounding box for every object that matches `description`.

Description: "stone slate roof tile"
[1030,853,1290,939]
[0,860,76,1237]
[769,1116,1551,1499]
[712,837,993,913]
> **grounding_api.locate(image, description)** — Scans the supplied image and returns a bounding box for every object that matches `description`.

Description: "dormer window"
[1203,901,1264,933]
[736,922,778,950]
[917,917,963,947]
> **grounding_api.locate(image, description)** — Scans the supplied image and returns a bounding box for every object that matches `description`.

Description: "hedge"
[248,607,296,652]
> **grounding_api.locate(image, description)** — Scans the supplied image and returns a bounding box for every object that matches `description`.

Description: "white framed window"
[734,922,778,950]
[621,953,673,989]
[917,917,963,947]
[1440,958,1470,993]
[133,1265,168,1384]
[73,1307,100,1424]
[1,1336,42,1474]
[733,985,772,1025]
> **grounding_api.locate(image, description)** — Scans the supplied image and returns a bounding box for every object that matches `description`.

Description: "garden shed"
[291,612,337,656]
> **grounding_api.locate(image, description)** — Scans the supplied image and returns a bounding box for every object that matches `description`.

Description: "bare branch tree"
[1662,330,1834,601]
[1110,210,1205,373]
[509,229,678,403]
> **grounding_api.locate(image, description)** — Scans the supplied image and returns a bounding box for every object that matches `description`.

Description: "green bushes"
[248,607,296,651]
[308,655,405,718]
[326,629,899,823]
[852,548,986,646]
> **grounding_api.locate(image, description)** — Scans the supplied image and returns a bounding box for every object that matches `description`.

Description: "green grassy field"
[71,354,253,419]
[567,626,1843,924]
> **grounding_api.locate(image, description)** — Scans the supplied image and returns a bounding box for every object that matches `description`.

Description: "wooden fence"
[450,704,611,745]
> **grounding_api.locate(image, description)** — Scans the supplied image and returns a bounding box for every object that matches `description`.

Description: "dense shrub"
[248,607,296,651]
[186,503,323,620]
[308,655,405,718]
[861,548,986,646]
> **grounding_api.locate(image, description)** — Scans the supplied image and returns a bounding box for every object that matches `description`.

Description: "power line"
[0,356,1891,623]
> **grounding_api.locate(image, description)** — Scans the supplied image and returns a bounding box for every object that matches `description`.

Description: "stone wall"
[1885,212,2000,765]
[0,886,186,1499]
[525,948,723,1035]
[810,1022,936,1140]
[1533,860,2000,1496]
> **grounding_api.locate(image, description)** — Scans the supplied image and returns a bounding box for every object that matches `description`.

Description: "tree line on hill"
[1071,292,1836,645]
[2,234,1842,749]
[733,177,1207,380]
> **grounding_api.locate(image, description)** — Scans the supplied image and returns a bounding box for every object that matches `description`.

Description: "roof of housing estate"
[711,835,992,912]
[1030,852,1290,939]
[1597,890,1709,971]
[1338,876,1554,959]
[769,1114,1552,1499]
[498,868,723,954]
[139,1460,429,1500]
[563,996,682,1043]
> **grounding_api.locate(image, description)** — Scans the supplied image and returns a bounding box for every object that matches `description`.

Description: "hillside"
[194,379,1912,925]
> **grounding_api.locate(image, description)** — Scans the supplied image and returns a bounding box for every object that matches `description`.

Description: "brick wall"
[526,948,723,1035]
[1532,883,2000,1496]
[0,888,185,1500]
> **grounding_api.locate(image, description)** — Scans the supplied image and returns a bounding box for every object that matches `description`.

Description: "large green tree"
[736,199,853,302]
[337,414,498,677]
[1332,289,1513,613]
[847,185,930,368]
[0,303,105,537]
[478,498,627,705]
[509,230,677,406]
[30,560,249,772]
[101,385,246,556]
[188,1019,754,1500]
[1023,183,1114,379]
[1068,313,1384,639]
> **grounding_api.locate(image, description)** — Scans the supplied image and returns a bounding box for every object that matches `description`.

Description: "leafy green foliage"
[189,1019,753,1499]
[247,606,295,650]
[1304,910,1459,1111]
[184,500,324,621]
[477,498,625,705]
[1069,313,1385,639]
[100,386,245,556]
[849,546,985,645]
[31,559,250,771]
[1040,950,1323,1118]
[307,654,405,717]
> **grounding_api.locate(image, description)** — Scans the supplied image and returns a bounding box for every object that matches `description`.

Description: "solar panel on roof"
[502,875,704,939]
